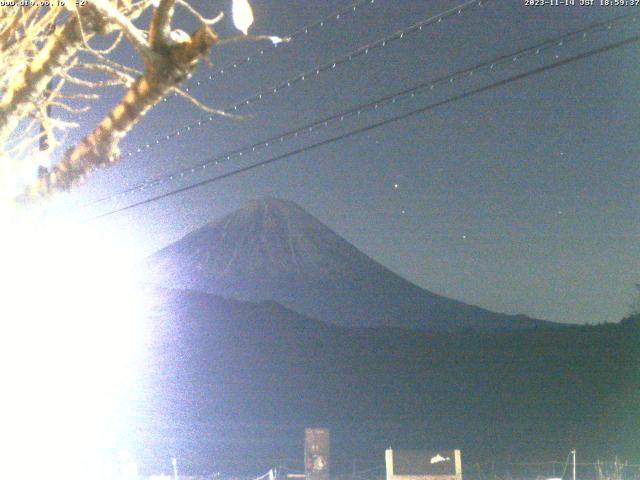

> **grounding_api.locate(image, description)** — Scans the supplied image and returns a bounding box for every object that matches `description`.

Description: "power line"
[84,34,640,222]
[86,11,640,206]
[176,0,380,95]
[123,0,490,159]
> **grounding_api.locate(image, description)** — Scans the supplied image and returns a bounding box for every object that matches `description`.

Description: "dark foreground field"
[119,290,640,475]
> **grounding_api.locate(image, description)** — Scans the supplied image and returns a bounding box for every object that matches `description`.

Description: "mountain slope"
[127,288,639,474]
[148,197,556,331]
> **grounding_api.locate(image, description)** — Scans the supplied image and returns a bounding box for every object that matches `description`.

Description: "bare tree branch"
[149,0,176,48]
[216,33,290,46]
[78,52,143,78]
[176,1,223,26]
[4,0,279,203]
[0,9,106,143]
[172,86,246,120]
[49,101,92,114]
[18,24,218,201]
[88,0,151,60]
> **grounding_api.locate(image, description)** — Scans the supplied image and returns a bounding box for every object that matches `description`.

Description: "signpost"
[305,428,330,480]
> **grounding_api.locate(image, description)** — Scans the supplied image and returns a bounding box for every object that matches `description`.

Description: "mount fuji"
[148,197,556,331]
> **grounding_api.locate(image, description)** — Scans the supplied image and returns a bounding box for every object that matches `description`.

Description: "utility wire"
[177,0,380,95]
[86,11,640,206]
[123,0,490,159]
[84,34,640,222]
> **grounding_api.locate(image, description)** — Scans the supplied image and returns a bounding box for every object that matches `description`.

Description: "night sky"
[51,0,639,325]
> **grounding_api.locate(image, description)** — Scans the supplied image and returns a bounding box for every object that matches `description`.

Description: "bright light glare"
[232,0,254,35]
[0,213,154,478]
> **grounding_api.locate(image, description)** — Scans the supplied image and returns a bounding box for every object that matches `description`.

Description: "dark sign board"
[305,428,329,480]
[393,450,457,476]
[386,449,462,480]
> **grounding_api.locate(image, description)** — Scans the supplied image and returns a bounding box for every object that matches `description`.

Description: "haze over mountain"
[148,197,557,332]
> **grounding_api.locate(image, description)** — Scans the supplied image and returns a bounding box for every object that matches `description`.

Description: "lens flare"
[0,212,154,478]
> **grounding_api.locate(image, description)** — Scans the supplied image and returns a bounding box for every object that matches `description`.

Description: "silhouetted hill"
[126,289,640,475]
[148,197,557,332]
